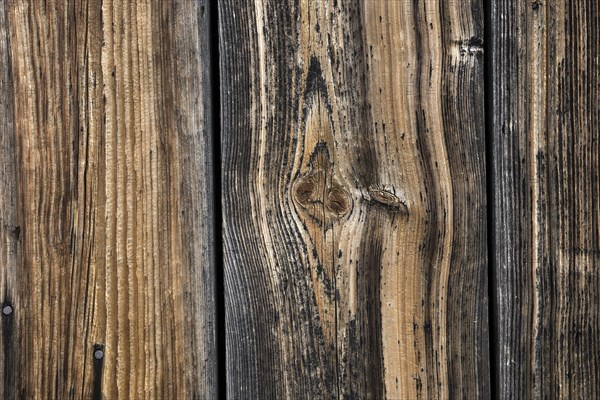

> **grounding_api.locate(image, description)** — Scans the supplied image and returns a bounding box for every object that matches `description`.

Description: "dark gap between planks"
[484,0,499,398]
[208,1,227,399]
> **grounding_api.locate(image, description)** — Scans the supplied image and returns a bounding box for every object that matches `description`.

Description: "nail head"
[94,349,104,360]
[2,305,13,316]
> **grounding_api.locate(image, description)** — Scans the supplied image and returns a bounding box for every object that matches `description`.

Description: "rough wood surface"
[0,0,18,398]
[490,0,600,398]
[220,0,489,398]
[0,0,216,398]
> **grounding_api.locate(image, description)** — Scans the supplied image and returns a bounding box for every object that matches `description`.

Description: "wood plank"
[0,1,19,398]
[490,0,600,397]
[2,0,217,398]
[220,0,489,398]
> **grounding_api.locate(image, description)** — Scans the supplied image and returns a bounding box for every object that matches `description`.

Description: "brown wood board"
[490,0,600,398]
[0,1,217,398]
[219,0,489,398]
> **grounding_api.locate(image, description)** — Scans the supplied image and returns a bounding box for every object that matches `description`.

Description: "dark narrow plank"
[491,0,600,398]
[2,0,216,398]
[169,1,219,397]
[168,1,219,397]
[0,1,18,399]
[220,0,489,398]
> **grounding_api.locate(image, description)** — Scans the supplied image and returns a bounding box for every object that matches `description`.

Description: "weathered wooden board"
[220,0,489,398]
[0,0,18,397]
[0,1,217,398]
[490,0,600,398]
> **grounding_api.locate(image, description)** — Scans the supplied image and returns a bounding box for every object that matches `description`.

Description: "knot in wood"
[294,176,317,204]
[326,187,351,216]
[367,185,408,214]
[292,173,352,223]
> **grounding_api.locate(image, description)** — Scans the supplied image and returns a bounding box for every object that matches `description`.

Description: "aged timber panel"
[1,1,216,398]
[491,0,600,398]
[0,0,18,398]
[220,0,489,398]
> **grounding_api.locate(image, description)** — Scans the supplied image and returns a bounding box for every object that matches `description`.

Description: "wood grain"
[220,0,489,398]
[490,0,600,398]
[0,0,18,398]
[1,0,217,398]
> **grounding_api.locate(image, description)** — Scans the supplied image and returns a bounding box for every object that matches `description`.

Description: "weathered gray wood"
[170,1,219,397]
[220,0,489,398]
[490,0,600,397]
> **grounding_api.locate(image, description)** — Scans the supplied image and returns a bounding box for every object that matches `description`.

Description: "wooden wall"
[0,0,597,399]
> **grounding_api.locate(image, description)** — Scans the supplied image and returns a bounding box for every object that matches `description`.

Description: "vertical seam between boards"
[484,0,499,398]
[209,0,227,399]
